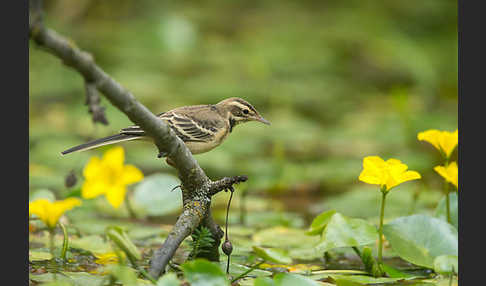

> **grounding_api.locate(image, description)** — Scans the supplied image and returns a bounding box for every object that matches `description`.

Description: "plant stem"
[125,191,137,219]
[377,190,387,266]
[445,187,451,224]
[352,247,361,258]
[231,261,264,283]
[442,156,452,224]
[59,223,69,261]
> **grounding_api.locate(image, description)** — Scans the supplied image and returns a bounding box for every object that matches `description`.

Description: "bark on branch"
[29,0,247,279]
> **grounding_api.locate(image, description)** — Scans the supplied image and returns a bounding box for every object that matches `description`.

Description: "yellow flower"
[359,156,421,192]
[417,129,458,158]
[81,146,143,209]
[94,252,122,265]
[434,162,458,189]
[29,198,82,228]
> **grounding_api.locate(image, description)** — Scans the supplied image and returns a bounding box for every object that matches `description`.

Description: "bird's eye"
[243,109,249,115]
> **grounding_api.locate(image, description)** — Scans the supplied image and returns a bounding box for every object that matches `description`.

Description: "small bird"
[61,97,270,161]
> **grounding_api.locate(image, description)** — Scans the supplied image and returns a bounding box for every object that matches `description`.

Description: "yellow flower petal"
[81,147,143,209]
[418,129,458,158]
[82,180,108,199]
[102,146,125,172]
[83,157,103,180]
[418,130,442,152]
[121,165,144,185]
[29,198,82,228]
[438,129,458,158]
[359,156,421,191]
[434,162,458,189]
[105,185,127,209]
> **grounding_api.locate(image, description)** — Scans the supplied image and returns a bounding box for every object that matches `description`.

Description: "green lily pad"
[29,189,56,202]
[382,214,458,269]
[252,246,292,264]
[181,259,230,286]
[433,255,458,275]
[69,235,112,255]
[273,273,320,286]
[132,174,182,217]
[253,227,319,248]
[305,209,336,235]
[254,277,276,286]
[29,251,53,261]
[156,272,181,286]
[315,213,378,253]
[330,274,416,285]
[29,272,106,286]
[219,261,272,277]
[434,192,458,229]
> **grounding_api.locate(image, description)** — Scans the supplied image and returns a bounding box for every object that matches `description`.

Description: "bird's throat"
[229,117,236,133]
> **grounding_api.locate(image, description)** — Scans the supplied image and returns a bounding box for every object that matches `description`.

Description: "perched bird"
[61,97,270,161]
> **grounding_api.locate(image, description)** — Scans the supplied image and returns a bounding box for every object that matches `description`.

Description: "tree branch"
[29,0,248,279]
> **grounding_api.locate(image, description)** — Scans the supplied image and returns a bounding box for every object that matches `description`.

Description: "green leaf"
[433,255,458,275]
[69,235,112,255]
[382,214,458,269]
[219,262,272,278]
[434,192,458,229]
[253,226,319,248]
[305,209,336,235]
[29,272,106,286]
[273,273,320,286]
[107,265,139,286]
[132,174,182,217]
[181,259,230,286]
[330,274,411,285]
[29,251,53,261]
[252,246,292,264]
[315,213,378,253]
[360,247,383,277]
[254,277,276,286]
[156,273,181,286]
[105,226,142,261]
[29,189,56,202]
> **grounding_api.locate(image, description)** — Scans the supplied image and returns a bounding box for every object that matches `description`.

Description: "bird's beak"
[256,116,271,125]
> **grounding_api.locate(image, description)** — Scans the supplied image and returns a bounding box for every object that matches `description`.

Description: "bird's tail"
[60,134,141,156]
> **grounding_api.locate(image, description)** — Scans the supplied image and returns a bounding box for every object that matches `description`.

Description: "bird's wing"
[120,112,215,143]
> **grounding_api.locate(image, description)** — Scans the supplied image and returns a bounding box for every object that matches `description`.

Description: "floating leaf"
[382,214,458,269]
[29,251,53,261]
[273,273,320,286]
[181,259,229,286]
[156,272,181,286]
[305,209,336,235]
[105,226,142,261]
[254,277,276,286]
[433,255,458,275]
[252,246,292,265]
[253,227,319,248]
[70,235,112,255]
[219,261,272,278]
[434,192,458,229]
[29,272,106,286]
[330,274,412,285]
[315,213,378,253]
[132,174,182,217]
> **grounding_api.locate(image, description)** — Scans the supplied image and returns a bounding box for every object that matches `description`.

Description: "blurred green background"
[29,0,457,222]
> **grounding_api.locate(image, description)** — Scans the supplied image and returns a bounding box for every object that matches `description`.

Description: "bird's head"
[217,97,271,128]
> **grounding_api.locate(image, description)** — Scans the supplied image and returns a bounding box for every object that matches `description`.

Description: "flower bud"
[65,170,77,188]
[222,240,233,256]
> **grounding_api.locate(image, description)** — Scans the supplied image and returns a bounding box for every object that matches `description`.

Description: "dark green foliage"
[188,226,216,260]
[360,247,384,278]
